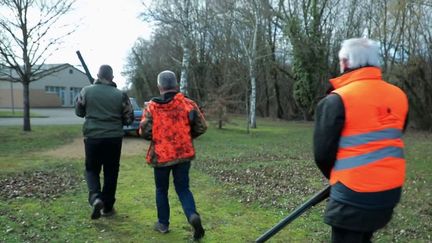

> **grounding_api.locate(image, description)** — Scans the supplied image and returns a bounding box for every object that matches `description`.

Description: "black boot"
[91,198,104,220]
[189,213,205,240]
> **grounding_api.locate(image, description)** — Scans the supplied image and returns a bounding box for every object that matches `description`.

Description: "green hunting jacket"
[75,78,134,138]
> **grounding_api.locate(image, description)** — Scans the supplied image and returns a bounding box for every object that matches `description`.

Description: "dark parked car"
[123,97,143,135]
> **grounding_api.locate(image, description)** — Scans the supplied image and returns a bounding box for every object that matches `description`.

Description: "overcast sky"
[48,0,153,89]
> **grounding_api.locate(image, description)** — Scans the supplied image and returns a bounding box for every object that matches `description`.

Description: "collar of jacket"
[330,66,382,90]
[151,91,179,104]
[150,92,187,109]
[94,78,117,87]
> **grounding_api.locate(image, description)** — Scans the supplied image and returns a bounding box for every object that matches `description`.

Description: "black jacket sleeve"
[313,94,345,179]
[403,109,409,133]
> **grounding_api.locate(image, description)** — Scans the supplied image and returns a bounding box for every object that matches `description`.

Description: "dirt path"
[40,136,148,159]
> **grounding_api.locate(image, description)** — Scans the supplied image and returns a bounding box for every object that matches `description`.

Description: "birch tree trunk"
[180,41,190,95]
[180,0,192,96]
[249,9,259,129]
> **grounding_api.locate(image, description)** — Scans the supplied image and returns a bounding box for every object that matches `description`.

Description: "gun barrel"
[255,185,331,243]
[76,50,94,84]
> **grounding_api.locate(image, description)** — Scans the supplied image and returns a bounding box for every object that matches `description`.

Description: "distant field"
[0,118,430,242]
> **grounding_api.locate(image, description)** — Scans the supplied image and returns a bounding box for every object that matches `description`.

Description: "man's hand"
[74,91,86,117]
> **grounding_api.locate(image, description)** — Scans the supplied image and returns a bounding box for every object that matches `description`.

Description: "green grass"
[0,110,48,118]
[0,118,431,242]
[0,125,81,173]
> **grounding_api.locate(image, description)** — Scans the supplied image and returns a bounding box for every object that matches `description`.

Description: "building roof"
[0,63,87,82]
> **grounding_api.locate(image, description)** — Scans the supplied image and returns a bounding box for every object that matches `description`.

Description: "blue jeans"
[154,161,197,226]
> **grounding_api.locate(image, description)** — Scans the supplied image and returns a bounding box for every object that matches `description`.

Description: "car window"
[129,98,140,110]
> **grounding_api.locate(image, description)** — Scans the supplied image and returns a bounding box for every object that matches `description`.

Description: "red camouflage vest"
[146,93,196,165]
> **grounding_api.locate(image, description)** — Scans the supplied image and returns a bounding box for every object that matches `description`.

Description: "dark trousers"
[84,137,122,211]
[332,227,373,243]
[325,199,394,243]
[154,161,197,226]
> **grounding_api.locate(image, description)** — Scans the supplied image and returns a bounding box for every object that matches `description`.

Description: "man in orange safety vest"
[314,38,409,243]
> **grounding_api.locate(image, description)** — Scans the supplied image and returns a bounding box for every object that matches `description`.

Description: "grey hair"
[157,70,178,90]
[98,65,113,80]
[338,38,381,70]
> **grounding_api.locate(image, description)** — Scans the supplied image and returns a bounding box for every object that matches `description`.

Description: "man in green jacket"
[75,65,134,219]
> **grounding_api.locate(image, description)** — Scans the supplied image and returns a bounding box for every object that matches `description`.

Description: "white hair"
[157,70,177,90]
[338,38,381,70]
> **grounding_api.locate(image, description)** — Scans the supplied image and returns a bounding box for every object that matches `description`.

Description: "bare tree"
[232,0,263,129]
[392,1,432,130]
[0,0,75,131]
[241,2,260,129]
[128,0,432,131]
[141,0,196,96]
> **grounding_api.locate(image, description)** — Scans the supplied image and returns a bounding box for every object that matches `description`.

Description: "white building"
[0,64,90,108]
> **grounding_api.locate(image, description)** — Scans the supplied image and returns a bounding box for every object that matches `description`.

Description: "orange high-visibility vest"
[146,93,196,165]
[329,67,408,192]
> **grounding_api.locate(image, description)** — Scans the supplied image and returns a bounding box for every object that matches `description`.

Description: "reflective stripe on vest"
[334,128,404,171]
[334,145,404,171]
[338,128,402,148]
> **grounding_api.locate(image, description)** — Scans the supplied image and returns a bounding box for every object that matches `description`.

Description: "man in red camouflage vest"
[139,70,207,240]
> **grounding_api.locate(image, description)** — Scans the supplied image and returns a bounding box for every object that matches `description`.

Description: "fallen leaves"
[0,166,80,200]
[195,152,327,210]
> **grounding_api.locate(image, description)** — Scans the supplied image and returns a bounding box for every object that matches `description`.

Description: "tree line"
[125,0,432,131]
[1,0,431,132]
